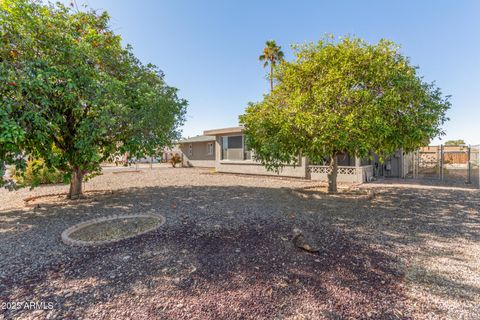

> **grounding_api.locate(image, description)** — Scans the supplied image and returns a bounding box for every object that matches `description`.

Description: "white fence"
[308,165,373,184]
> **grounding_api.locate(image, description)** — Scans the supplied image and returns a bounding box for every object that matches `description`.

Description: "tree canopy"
[0,0,187,197]
[444,139,466,146]
[240,36,450,191]
[259,40,284,92]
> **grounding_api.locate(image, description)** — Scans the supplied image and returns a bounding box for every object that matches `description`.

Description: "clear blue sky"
[70,0,479,144]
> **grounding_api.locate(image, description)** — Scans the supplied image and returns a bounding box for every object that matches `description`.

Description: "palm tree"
[259,40,284,92]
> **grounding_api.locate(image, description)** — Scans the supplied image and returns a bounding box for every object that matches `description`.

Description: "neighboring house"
[177,135,216,168]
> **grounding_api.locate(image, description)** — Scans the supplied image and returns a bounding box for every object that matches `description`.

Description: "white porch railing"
[308,165,373,183]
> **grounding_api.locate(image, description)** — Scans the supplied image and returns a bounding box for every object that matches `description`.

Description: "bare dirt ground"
[0,167,479,319]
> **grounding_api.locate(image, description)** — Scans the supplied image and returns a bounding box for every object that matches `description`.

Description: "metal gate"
[470,145,480,187]
[409,145,479,188]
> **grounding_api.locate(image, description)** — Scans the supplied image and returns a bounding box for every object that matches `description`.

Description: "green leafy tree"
[444,139,465,146]
[241,36,450,192]
[259,40,284,92]
[10,158,64,186]
[0,0,187,198]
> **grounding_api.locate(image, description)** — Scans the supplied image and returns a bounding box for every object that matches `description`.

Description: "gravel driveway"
[1,167,479,319]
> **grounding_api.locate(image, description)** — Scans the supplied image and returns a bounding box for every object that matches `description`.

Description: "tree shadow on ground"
[0,183,478,319]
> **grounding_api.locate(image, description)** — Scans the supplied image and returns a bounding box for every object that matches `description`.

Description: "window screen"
[227,136,242,149]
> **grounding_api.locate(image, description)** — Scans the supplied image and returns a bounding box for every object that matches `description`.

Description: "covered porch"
[307,153,374,184]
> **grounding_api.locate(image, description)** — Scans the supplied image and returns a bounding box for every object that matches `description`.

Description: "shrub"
[169,153,182,168]
[10,159,65,186]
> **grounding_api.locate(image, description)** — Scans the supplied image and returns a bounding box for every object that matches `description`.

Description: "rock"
[367,189,375,200]
[122,255,131,261]
[265,287,273,296]
[292,228,320,253]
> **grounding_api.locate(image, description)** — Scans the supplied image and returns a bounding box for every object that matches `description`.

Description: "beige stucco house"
[177,135,216,168]
[203,126,384,184]
[176,126,411,184]
[203,126,309,178]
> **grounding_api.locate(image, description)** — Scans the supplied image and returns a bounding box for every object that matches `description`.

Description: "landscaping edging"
[287,185,375,200]
[112,170,142,174]
[61,214,166,246]
[24,190,114,206]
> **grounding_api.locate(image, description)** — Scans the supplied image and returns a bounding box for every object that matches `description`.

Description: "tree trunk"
[327,154,338,193]
[270,63,274,92]
[68,166,84,199]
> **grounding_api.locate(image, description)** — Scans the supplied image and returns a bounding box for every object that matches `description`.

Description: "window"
[188,144,192,156]
[207,142,214,155]
[221,135,251,161]
[222,136,242,160]
[227,135,242,149]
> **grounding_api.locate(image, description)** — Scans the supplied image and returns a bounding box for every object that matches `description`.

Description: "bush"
[10,159,65,186]
[169,153,182,168]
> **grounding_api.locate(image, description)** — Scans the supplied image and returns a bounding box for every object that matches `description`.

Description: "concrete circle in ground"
[61,214,166,246]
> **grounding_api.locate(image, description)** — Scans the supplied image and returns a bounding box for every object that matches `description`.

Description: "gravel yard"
[0,167,479,319]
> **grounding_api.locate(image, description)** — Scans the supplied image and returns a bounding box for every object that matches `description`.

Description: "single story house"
[177,126,408,184]
[177,135,216,168]
[203,126,310,178]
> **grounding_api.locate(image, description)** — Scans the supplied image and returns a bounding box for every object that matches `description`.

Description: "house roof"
[177,135,216,144]
[203,126,244,136]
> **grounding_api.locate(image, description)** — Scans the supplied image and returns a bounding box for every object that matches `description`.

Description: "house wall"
[371,150,404,178]
[179,141,215,168]
[213,135,308,178]
[207,130,400,183]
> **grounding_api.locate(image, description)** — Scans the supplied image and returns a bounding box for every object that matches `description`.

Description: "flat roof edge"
[177,135,216,143]
[203,126,244,135]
